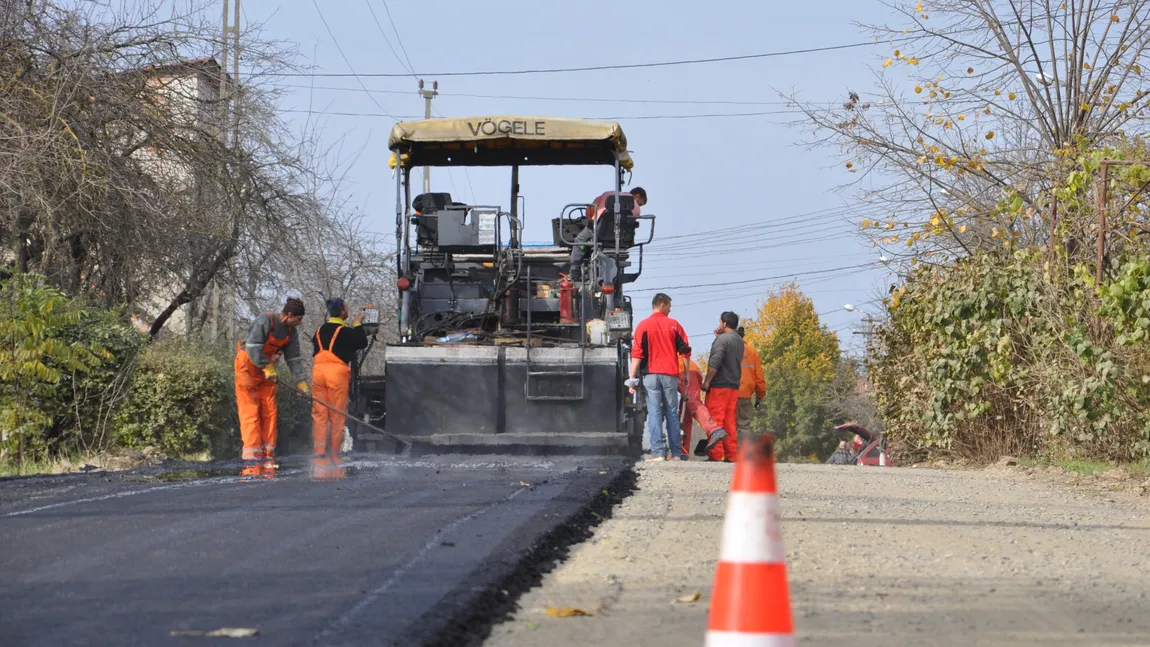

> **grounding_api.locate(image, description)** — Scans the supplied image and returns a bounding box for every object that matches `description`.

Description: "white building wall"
[130,67,227,338]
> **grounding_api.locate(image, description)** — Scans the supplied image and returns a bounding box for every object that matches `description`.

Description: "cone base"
[709,562,794,634]
[704,631,796,647]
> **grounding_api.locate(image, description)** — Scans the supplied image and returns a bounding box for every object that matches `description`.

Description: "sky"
[236,0,903,355]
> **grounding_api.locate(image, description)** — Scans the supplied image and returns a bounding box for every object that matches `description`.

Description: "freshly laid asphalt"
[0,454,632,647]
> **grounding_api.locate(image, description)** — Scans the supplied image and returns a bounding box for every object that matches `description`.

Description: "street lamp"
[843,304,877,361]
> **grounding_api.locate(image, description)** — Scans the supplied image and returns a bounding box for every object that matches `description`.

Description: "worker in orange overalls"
[678,354,727,459]
[234,297,309,478]
[736,326,766,443]
[702,312,744,462]
[310,298,368,480]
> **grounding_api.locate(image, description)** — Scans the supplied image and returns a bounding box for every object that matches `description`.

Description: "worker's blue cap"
[326,297,346,317]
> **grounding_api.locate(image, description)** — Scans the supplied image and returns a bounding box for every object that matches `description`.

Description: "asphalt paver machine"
[365,116,655,454]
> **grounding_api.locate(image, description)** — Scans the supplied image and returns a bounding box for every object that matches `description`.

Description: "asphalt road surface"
[0,454,631,647]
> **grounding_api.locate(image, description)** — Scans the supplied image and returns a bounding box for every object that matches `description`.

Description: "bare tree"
[788,1,1150,265]
[0,0,395,343]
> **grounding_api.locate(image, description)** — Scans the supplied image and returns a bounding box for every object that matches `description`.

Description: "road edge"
[417,461,640,647]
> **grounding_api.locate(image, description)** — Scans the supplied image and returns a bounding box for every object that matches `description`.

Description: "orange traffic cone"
[705,433,795,647]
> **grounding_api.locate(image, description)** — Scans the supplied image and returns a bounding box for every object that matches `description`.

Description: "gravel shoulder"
[484,461,1150,646]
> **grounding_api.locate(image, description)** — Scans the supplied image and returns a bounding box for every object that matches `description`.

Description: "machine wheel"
[625,398,647,455]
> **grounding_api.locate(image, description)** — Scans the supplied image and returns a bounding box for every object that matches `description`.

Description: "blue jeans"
[643,373,683,458]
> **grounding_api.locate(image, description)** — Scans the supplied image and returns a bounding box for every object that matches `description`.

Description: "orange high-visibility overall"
[311,325,350,471]
[705,387,740,462]
[678,356,722,457]
[234,313,290,475]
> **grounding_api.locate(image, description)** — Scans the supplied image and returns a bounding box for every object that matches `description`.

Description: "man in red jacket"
[629,292,691,461]
[568,187,647,281]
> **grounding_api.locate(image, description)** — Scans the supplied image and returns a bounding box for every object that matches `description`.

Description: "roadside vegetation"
[740,283,865,462]
[792,1,1150,464]
[0,2,391,474]
[0,270,320,474]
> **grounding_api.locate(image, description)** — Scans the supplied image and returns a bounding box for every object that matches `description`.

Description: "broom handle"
[279,379,410,446]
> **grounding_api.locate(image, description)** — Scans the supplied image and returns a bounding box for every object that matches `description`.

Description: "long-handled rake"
[279,379,412,452]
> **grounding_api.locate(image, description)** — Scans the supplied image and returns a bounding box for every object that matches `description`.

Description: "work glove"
[262,364,277,380]
[297,381,310,394]
[755,399,762,409]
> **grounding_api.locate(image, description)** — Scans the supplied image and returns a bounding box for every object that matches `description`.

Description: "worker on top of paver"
[702,311,744,462]
[567,187,646,281]
[310,298,369,479]
[678,353,727,459]
[736,326,766,443]
[234,297,309,477]
[629,292,691,462]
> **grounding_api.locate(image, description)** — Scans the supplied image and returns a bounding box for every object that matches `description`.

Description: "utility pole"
[210,0,240,343]
[851,315,876,362]
[418,79,438,194]
[226,0,240,343]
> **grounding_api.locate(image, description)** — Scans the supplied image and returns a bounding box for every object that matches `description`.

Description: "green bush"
[872,248,1150,463]
[115,341,238,458]
[0,272,320,469]
[275,384,314,456]
[114,342,318,460]
[0,273,125,463]
[47,305,147,451]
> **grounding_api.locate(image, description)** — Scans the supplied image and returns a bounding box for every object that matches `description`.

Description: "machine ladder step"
[524,263,588,402]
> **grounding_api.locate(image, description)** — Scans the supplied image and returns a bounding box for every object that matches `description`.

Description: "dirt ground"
[483,461,1150,646]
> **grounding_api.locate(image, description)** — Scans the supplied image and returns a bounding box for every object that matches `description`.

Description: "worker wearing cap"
[736,326,766,443]
[234,297,309,477]
[311,298,369,479]
[567,187,647,281]
[678,353,727,459]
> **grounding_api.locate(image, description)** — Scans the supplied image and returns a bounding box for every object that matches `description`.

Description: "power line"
[671,269,870,307]
[640,252,875,279]
[309,0,399,120]
[274,83,845,107]
[379,0,416,74]
[646,218,863,254]
[607,111,795,120]
[630,262,880,293]
[645,264,869,300]
[363,0,414,77]
[644,231,860,260]
[278,108,798,120]
[265,39,905,78]
[651,204,880,243]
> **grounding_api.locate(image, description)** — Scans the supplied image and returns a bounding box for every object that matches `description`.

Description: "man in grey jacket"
[234,297,310,477]
[702,311,744,462]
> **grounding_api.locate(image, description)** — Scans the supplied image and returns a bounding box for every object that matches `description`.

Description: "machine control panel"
[361,305,381,336]
[607,308,632,332]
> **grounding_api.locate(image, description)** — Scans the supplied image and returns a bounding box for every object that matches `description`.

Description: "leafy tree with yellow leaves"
[742,283,844,461]
[790,0,1150,265]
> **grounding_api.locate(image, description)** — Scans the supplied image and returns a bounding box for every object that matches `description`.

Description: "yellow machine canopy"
[387,116,633,169]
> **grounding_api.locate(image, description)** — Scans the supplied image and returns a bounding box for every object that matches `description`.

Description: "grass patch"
[0,458,56,478]
[0,447,178,477]
[1061,460,1115,476]
[1014,455,1150,480]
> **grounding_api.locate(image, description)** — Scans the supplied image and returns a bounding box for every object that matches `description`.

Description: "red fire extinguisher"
[559,274,576,324]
